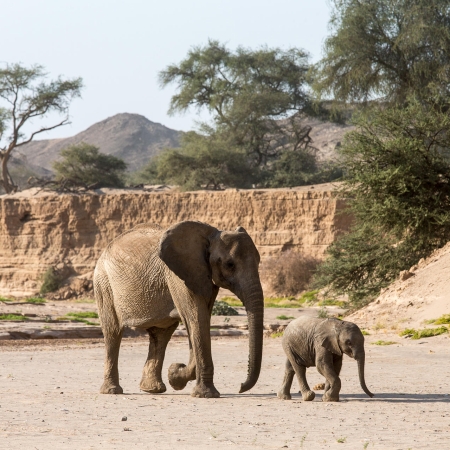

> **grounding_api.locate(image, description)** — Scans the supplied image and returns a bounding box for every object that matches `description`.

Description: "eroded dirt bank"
[0,184,349,296]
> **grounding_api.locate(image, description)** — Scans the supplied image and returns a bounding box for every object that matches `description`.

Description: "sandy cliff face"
[0,185,350,296]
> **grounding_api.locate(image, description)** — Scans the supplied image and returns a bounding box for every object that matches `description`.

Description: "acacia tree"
[53,143,127,188]
[313,0,450,106]
[0,64,83,193]
[159,40,315,167]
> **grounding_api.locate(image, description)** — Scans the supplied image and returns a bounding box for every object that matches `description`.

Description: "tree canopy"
[159,40,315,167]
[315,100,450,304]
[133,132,256,191]
[0,63,83,193]
[53,143,127,188]
[313,0,450,106]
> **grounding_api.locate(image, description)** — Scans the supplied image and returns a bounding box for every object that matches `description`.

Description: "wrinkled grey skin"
[94,221,263,398]
[277,316,374,402]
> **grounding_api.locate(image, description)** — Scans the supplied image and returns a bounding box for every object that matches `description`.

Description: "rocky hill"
[15,114,350,178]
[17,113,181,172]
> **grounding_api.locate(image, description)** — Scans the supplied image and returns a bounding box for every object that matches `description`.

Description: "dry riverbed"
[0,333,449,449]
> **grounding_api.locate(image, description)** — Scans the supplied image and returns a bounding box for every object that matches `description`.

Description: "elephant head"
[320,319,374,398]
[159,221,264,393]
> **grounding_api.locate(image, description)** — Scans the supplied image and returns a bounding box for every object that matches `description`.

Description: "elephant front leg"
[140,322,178,394]
[184,304,219,398]
[168,334,196,391]
[317,357,341,402]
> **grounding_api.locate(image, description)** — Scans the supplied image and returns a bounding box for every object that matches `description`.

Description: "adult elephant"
[94,221,264,398]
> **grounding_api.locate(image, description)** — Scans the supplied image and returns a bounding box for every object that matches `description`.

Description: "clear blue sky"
[3,0,332,138]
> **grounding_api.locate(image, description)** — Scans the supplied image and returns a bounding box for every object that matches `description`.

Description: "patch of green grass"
[361,329,370,336]
[66,312,98,319]
[299,290,319,303]
[74,298,95,303]
[264,296,304,308]
[270,331,284,338]
[317,299,347,307]
[276,315,295,320]
[372,340,396,345]
[25,297,46,304]
[400,326,448,339]
[337,437,346,443]
[65,311,99,326]
[425,314,450,325]
[0,314,28,321]
[220,296,243,307]
[0,296,13,302]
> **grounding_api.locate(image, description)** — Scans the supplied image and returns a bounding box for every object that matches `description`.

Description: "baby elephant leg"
[277,358,295,400]
[317,356,342,402]
[279,351,315,401]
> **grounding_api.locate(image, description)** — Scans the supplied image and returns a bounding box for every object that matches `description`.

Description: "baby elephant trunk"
[356,353,374,398]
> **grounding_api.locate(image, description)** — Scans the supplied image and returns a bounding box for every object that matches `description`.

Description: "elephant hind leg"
[284,347,315,402]
[96,277,124,395]
[277,358,295,400]
[100,327,124,394]
[140,322,178,394]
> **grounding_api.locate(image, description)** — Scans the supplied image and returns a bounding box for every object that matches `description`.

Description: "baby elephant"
[278,316,374,402]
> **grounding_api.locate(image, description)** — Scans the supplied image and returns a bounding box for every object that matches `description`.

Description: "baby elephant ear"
[320,334,343,356]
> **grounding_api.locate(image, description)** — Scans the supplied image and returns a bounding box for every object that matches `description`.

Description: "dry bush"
[260,251,320,297]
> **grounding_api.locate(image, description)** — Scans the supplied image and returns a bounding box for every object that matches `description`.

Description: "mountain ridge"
[18,113,181,172]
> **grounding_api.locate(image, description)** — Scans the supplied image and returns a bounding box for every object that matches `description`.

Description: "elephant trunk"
[238,281,264,394]
[356,353,374,398]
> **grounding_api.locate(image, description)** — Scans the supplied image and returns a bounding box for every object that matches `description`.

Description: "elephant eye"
[346,340,352,346]
[225,260,235,270]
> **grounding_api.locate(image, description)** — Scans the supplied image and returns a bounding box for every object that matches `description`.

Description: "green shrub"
[372,340,396,345]
[211,301,239,316]
[0,296,13,302]
[315,101,450,307]
[39,268,62,295]
[261,252,320,297]
[276,315,295,320]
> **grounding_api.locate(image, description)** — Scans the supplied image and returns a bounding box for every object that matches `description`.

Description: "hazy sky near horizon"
[3,0,332,139]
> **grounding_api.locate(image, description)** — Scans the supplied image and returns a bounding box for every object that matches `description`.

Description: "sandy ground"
[1,333,449,450]
[349,242,450,329]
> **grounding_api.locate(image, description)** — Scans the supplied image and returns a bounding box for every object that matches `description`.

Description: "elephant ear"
[159,221,218,300]
[235,226,248,233]
[318,320,343,356]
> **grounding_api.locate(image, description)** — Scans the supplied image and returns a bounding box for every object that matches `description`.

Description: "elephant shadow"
[339,393,450,403]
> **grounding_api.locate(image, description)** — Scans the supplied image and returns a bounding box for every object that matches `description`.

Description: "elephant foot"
[277,390,291,400]
[191,382,220,398]
[140,377,166,394]
[302,390,315,401]
[168,363,191,391]
[100,381,123,395]
[322,393,339,402]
